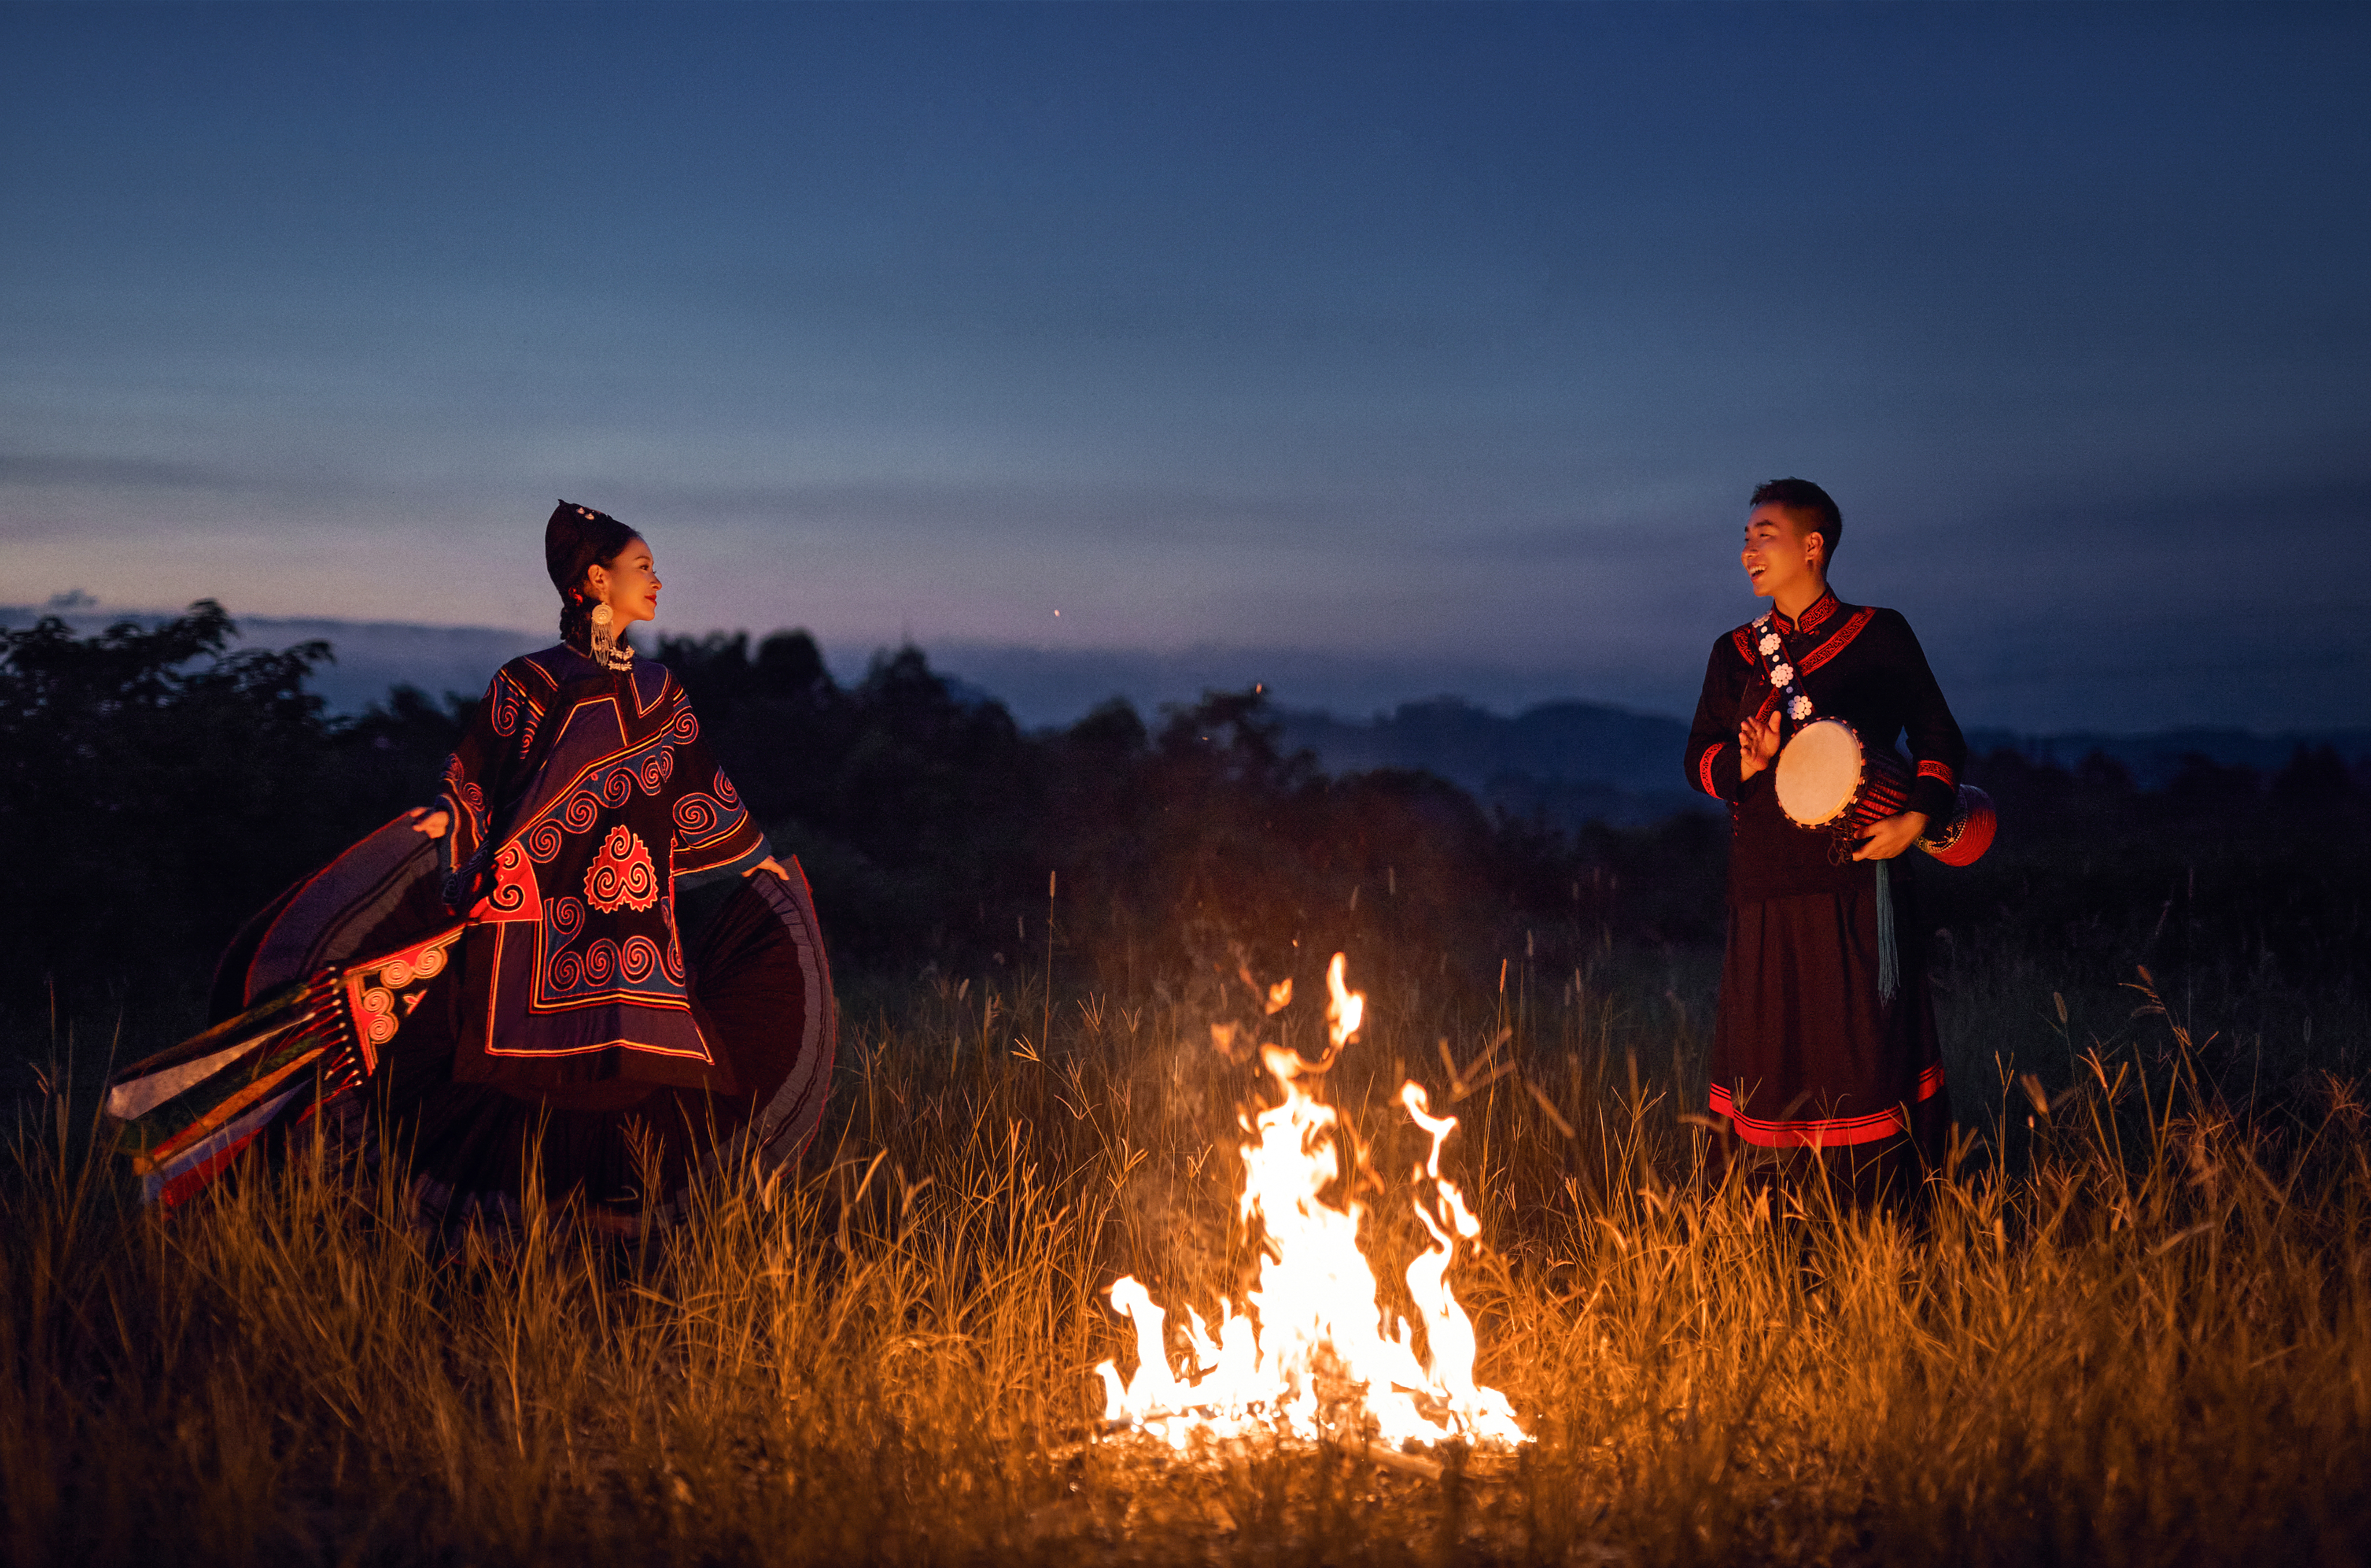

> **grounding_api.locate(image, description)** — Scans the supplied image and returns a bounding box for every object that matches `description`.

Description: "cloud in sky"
[2,2,2365,729]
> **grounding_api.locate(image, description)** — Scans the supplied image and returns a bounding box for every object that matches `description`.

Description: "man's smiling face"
[1741,503,1823,603]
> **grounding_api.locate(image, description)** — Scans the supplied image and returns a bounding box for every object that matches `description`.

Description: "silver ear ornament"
[587,601,632,671]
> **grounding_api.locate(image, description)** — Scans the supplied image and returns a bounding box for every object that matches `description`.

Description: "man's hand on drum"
[1736,711,1783,782]
[408,807,450,838]
[1851,811,1930,861]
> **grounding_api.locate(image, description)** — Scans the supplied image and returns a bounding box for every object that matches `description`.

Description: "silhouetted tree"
[2273,744,2350,811]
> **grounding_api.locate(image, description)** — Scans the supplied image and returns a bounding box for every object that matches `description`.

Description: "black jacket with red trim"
[1684,589,1967,903]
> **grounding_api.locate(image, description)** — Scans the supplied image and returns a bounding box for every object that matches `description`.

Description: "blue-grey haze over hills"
[9,603,2360,833]
[3,4,2367,737]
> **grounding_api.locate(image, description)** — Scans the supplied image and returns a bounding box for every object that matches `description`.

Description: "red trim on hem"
[1917,760,1956,786]
[1709,1062,1944,1149]
[479,1032,713,1062]
[1697,743,1725,798]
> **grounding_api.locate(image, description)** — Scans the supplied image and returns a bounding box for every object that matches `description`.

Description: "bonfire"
[1095,955,1528,1461]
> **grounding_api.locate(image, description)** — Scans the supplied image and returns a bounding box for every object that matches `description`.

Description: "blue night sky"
[3,2,2365,730]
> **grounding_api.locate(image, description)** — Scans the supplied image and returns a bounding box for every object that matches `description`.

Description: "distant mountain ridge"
[1960,726,2371,792]
[1276,699,1704,828]
[1277,698,2371,831]
[0,605,548,715]
[9,606,2361,828]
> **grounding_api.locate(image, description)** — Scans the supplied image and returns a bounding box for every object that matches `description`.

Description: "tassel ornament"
[1875,858,1900,1003]
[588,601,633,672]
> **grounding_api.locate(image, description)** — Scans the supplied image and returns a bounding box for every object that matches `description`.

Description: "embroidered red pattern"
[1917,760,1957,786]
[1796,607,1876,676]
[583,826,659,914]
[469,841,543,924]
[1697,742,1725,798]
[1797,591,1838,632]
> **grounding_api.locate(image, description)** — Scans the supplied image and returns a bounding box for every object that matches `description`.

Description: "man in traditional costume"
[111,503,835,1228]
[1683,478,1965,1196]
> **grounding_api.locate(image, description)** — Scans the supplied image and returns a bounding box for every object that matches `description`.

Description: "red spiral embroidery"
[482,844,530,912]
[619,935,661,983]
[580,939,617,985]
[583,826,659,914]
[673,791,719,837]
[490,674,524,736]
[548,894,585,941]
[713,769,739,809]
[522,818,567,864]
[561,790,603,835]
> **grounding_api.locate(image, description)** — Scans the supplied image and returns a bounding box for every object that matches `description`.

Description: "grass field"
[5,928,2369,1566]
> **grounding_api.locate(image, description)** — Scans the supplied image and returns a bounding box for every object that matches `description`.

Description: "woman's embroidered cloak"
[438,645,771,1093]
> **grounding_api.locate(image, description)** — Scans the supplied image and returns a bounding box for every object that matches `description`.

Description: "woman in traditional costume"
[111,503,835,1227]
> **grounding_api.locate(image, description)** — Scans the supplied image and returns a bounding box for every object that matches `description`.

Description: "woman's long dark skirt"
[213,843,835,1227]
[385,874,837,1227]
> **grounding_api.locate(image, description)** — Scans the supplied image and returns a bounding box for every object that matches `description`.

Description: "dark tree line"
[4,606,2361,1022]
[648,630,1727,1006]
[0,604,432,1012]
[0,609,1718,1017]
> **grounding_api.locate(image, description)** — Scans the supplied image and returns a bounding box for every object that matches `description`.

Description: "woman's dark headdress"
[545,501,640,646]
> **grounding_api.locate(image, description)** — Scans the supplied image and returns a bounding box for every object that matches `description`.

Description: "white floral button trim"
[1769,663,1794,686]
[1790,694,1814,720]
[1758,633,1782,656]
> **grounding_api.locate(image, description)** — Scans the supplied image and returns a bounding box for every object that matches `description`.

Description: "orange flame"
[1095,954,1526,1453]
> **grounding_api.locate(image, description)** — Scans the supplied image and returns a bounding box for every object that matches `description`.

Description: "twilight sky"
[3,2,2366,730]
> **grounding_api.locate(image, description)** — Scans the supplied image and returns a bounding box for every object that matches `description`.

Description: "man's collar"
[1771,587,1840,635]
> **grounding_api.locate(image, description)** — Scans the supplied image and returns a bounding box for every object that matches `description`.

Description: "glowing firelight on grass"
[1095,954,1528,1454]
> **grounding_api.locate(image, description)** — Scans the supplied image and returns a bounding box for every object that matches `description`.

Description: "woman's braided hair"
[544,501,641,650]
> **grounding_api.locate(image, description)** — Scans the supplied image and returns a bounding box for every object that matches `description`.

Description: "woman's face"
[586,536,662,628]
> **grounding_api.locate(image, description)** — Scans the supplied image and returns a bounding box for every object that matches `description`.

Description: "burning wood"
[1095,954,1529,1459]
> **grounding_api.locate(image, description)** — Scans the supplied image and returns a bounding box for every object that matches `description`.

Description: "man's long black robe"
[1684,588,1966,1162]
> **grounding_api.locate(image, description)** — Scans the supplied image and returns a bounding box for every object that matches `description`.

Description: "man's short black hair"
[1750,478,1842,565]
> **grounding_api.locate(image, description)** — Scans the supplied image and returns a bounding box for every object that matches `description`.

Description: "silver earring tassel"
[588,602,632,671]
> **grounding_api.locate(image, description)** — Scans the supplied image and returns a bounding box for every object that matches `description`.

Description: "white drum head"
[1775,719,1862,827]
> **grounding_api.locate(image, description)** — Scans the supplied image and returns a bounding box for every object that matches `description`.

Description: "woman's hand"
[1851,811,1930,861]
[1736,711,1783,782]
[408,807,451,839]
[745,856,788,881]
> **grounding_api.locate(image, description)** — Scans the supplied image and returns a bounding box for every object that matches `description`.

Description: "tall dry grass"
[4,950,2367,1566]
